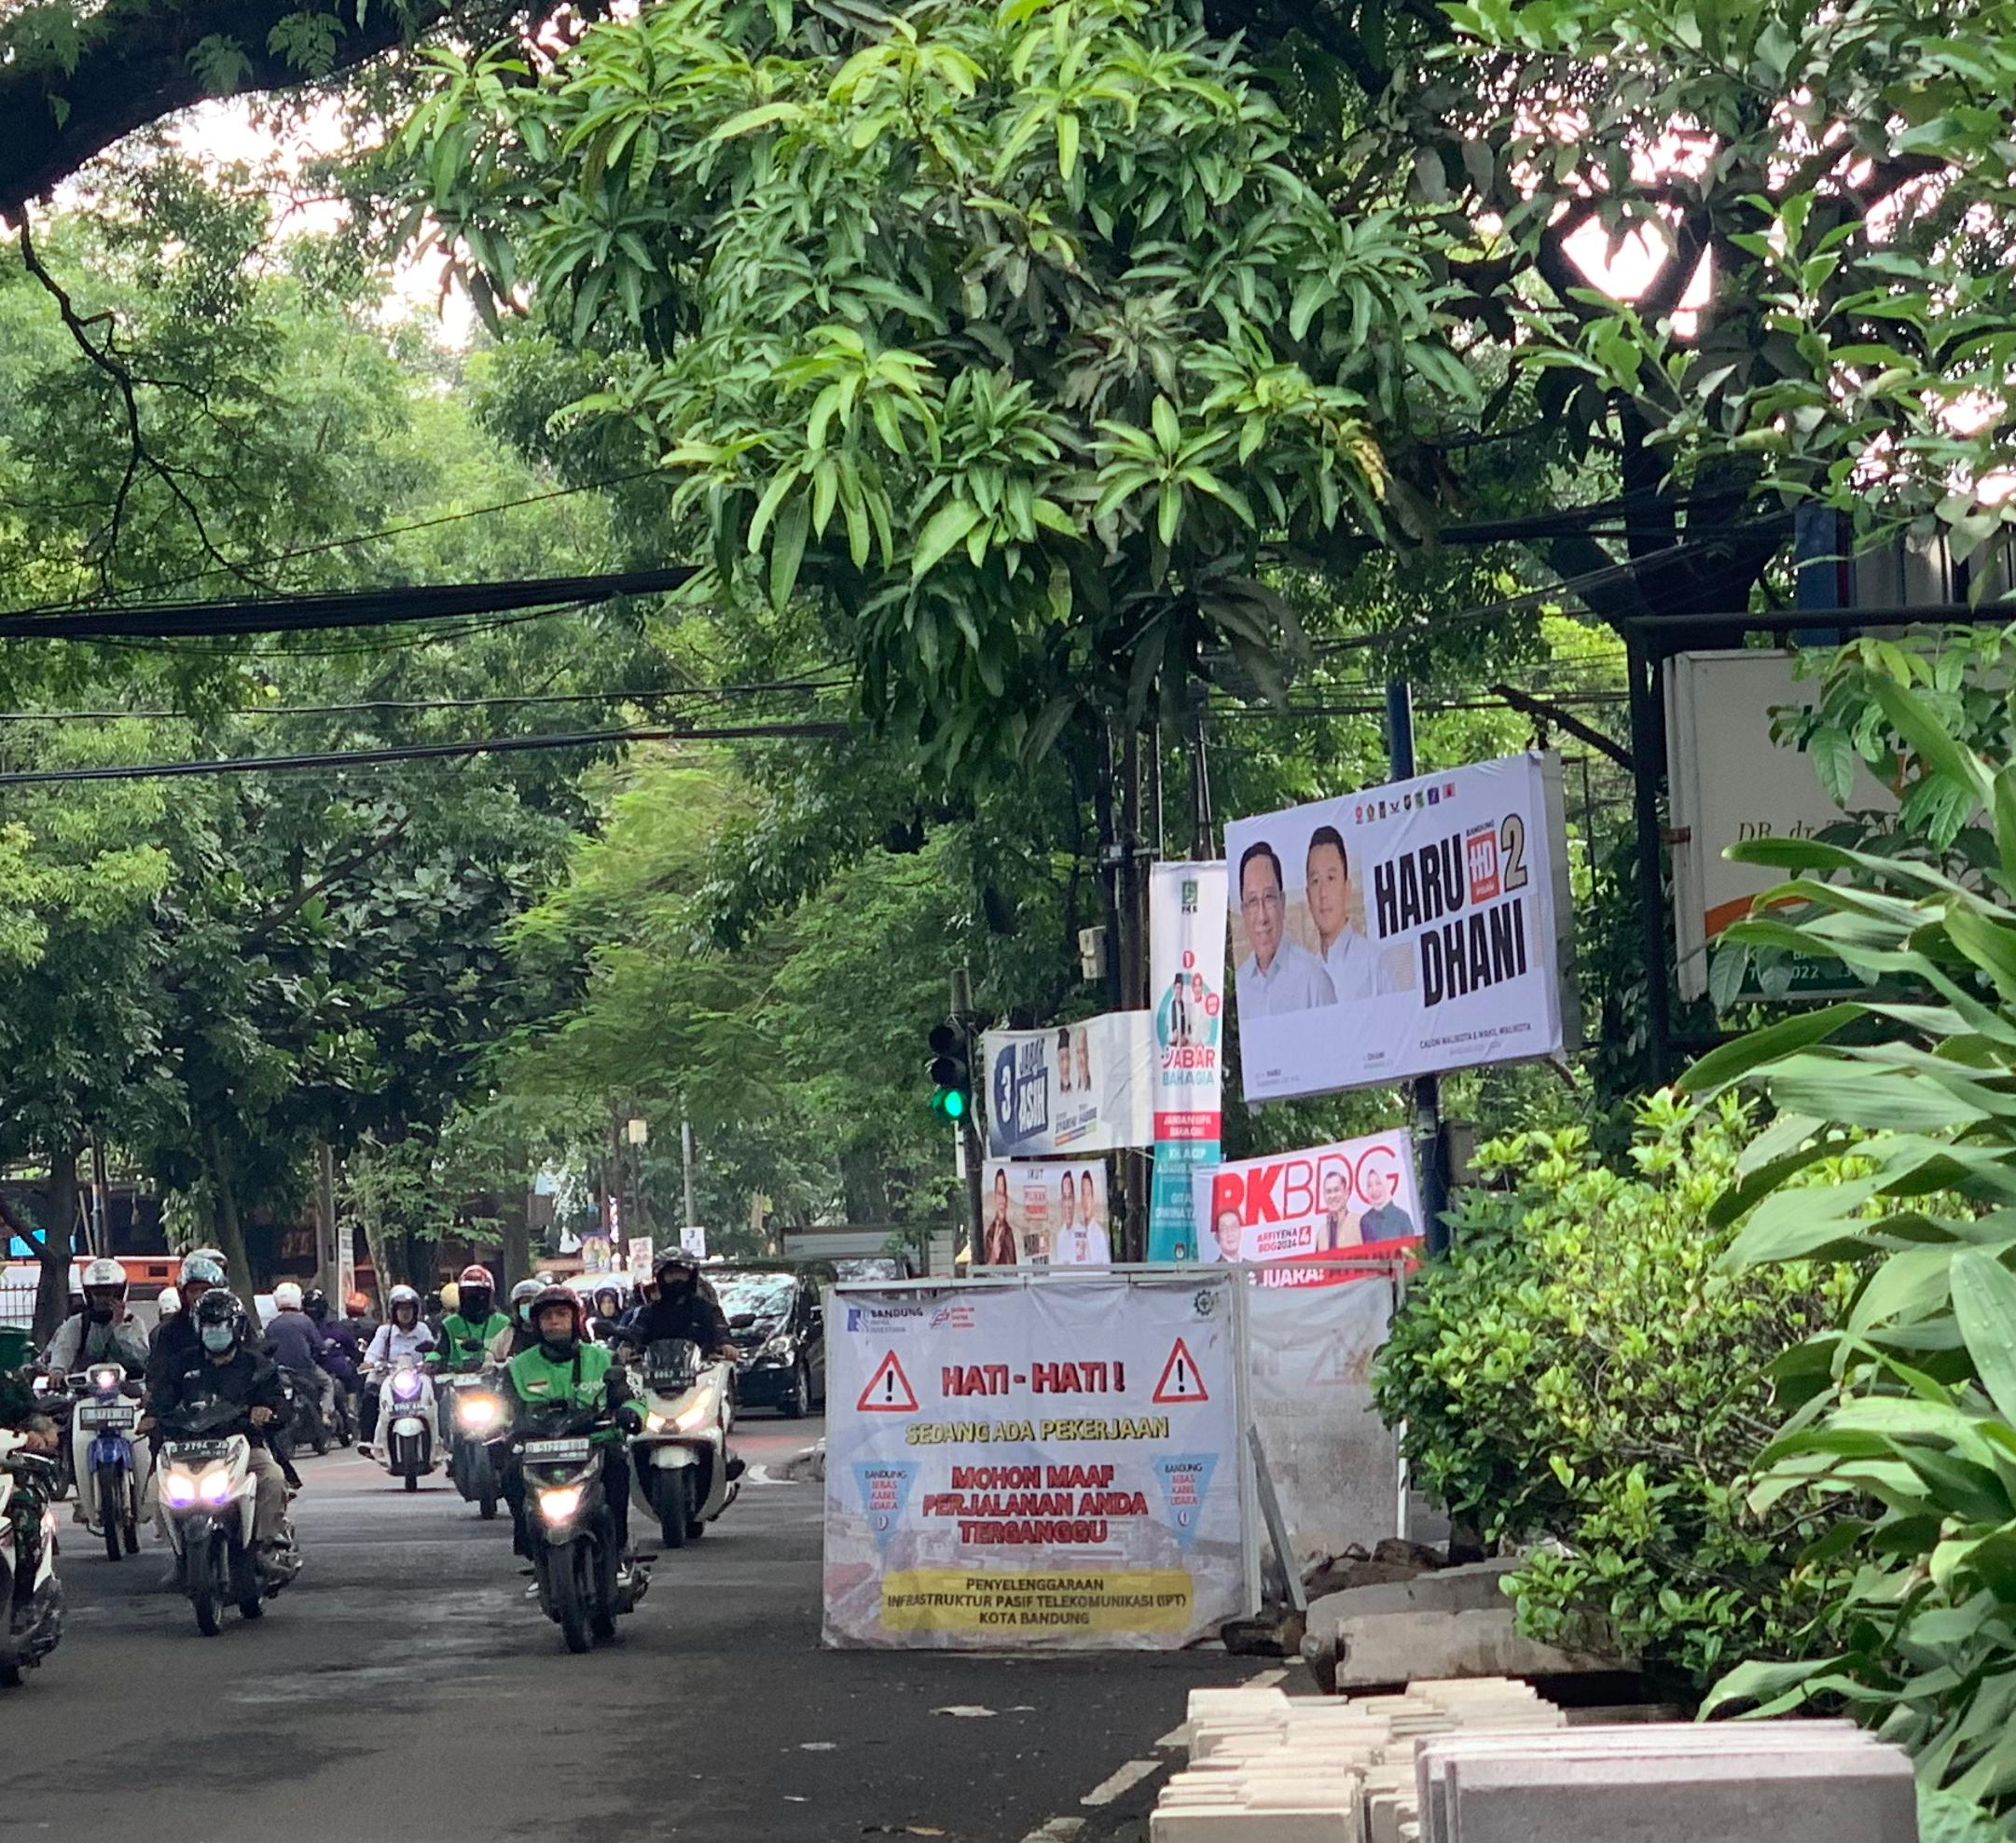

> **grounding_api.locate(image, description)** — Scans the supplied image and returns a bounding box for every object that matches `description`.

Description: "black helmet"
[302,1288,329,1322]
[529,1284,584,1345]
[193,1287,245,1352]
[653,1251,697,1285]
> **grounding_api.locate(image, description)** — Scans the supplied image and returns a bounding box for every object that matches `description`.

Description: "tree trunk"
[498,1183,532,1292]
[202,1124,257,1315]
[29,1143,83,1348]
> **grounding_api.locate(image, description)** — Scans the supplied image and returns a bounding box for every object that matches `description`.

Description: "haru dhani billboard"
[1225,753,1577,1102]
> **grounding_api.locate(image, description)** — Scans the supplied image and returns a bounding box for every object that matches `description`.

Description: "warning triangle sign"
[1152,1337,1209,1405]
[856,1350,919,1414]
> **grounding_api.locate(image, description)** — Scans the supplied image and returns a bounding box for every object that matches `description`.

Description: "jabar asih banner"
[1147,861,1228,1262]
[976,1159,1112,1268]
[822,1275,1250,1650]
[983,1013,1153,1157]
[1191,1129,1422,1275]
[1225,753,1577,1102]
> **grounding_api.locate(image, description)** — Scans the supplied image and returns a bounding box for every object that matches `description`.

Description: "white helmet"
[388,1283,421,1325]
[273,1281,304,1311]
[157,1285,182,1317]
[80,1257,127,1299]
[181,1246,228,1282]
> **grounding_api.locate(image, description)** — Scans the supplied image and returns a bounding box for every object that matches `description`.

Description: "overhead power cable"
[0,566,697,641]
[0,720,849,788]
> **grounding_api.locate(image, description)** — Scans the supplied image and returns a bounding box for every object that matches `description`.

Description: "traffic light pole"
[952,969,984,1254]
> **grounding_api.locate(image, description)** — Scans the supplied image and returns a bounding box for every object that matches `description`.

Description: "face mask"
[539,1332,576,1360]
[88,1304,114,1323]
[200,1324,235,1353]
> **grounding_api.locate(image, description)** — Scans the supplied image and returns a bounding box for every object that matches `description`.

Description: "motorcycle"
[157,1396,301,1637]
[623,1337,738,1551]
[66,1365,145,1560]
[0,1430,63,1687]
[437,1371,504,1519]
[283,1368,330,1458]
[371,1357,439,1491]
[27,1373,74,1502]
[516,1405,649,1655]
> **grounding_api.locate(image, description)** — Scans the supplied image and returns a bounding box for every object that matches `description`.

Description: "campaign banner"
[1225,753,1575,1102]
[1148,861,1228,1261]
[1192,1130,1422,1268]
[822,1275,1250,1649]
[976,1160,1112,1268]
[983,1013,1153,1157]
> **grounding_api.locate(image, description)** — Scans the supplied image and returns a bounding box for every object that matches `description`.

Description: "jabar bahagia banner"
[822,1275,1250,1650]
[1147,861,1227,1262]
[983,1013,1153,1157]
[1225,753,1576,1102]
[976,1159,1112,1268]
[1191,1129,1421,1273]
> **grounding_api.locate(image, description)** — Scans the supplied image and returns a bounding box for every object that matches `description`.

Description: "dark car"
[718,1268,829,1418]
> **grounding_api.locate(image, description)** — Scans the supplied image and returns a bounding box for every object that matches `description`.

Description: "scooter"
[623,1337,739,1550]
[283,1368,330,1458]
[67,1365,145,1560]
[516,1405,649,1655]
[437,1370,504,1519]
[370,1357,439,1491]
[157,1397,301,1637]
[0,1430,63,1687]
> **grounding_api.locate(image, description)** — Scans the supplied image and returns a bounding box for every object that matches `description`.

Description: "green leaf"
[1952,1249,2016,1427]
[912,501,982,579]
[710,102,802,142]
[768,492,809,612]
[1678,1002,1861,1097]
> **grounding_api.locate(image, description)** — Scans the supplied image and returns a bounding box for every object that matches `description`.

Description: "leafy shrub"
[1372,1091,1855,1688]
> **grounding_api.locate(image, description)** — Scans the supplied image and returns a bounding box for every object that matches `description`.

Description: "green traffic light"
[942,1086,967,1120]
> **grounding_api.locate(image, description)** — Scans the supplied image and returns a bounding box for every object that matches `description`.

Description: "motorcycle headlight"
[393,1372,422,1400]
[163,1472,198,1507]
[538,1485,582,1522]
[457,1394,500,1432]
[675,1401,714,1432]
[199,1470,232,1504]
[91,1366,120,1393]
[645,1410,670,1433]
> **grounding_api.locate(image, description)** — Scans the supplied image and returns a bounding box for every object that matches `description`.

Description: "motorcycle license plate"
[76,1403,135,1429]
[521,1437,592,1462]
[165,1440,232,1462]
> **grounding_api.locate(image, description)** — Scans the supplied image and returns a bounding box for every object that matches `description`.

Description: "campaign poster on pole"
[1225,753,1576,1102]
[1147,862,1228,1261]
[1191,1131,1421,1283]
[822,1274,1250,1649]
[984,1013,1154,1157]
[627,1236,655,1282]
[975,1160,1112,1268]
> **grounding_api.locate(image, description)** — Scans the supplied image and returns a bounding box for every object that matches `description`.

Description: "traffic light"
[927,1020,971,1123]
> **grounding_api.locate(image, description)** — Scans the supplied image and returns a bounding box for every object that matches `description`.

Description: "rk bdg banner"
[1191,1130,1421,1280]
[1225,754,1577,1102]
[822,1277,1250,1650]
[983,1014,1153,1158]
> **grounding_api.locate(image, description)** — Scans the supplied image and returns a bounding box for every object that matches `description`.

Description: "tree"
[405,0,1473,773]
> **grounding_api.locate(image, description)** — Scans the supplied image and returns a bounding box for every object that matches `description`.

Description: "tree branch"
[1486,683,1633,770]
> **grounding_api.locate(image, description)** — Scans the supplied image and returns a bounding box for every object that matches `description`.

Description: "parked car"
[715,1268,831,1418]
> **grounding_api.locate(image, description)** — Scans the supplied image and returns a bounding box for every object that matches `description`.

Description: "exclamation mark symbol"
[1115,1360,1125,1393]
[884,1367,897,1405]
[1176,1354,1188,1392]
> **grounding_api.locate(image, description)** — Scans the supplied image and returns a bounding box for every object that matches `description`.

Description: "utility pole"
[951,968,984,1252]
[1388,681,1452,1255]
[88,1131,109,1257]
[680,1114,697,1232]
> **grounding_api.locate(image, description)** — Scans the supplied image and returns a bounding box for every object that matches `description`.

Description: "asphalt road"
[6,1412,1266,1842]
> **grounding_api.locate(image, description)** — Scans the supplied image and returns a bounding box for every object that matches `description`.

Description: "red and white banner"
[1191,1129,1422,1280]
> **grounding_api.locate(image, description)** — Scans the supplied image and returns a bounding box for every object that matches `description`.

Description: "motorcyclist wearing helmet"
[263,1282,338,1442]
[39,1256,148,1377]
[499,1286,644,1564]
[430,1266,511,1373]
[145,1252,228,1396]
[307,1287,364,1388]
[587,1283,627,1343]
[148,1289,292,1558]
[360,1285,436,1445]
[157,1285,182,1319]
[620,1254,739,1359]
[489,1279,545,1364]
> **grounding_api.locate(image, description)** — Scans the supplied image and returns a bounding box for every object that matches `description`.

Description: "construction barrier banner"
[822,1275,1250,1649]
[1148,861,1228,1261]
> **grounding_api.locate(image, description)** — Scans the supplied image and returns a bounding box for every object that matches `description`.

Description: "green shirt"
[503,1339,635,1442]
[430,1311,513,1370]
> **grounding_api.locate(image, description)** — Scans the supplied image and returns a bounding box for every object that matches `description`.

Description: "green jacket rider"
[428,1264,512,1371]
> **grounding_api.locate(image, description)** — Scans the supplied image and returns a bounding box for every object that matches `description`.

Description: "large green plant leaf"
[1952,1250,2016,1428]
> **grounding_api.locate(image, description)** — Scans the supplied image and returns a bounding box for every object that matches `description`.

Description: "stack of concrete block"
[1152,1682,1918,1843]
[1153,1678,1564,1841]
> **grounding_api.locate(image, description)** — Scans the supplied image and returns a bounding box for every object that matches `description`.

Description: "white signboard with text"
[1225,753,1576,1102]
[822,1275,1250,1650]
[983,1013,1153,1158]
[1666,649,1896,1003]
[1192,1130,1421,1269]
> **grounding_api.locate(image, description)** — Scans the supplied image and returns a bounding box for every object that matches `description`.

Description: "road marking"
[1153,1725,1188,1750]
[1080,1758,1162,1807]
[1249,1666,1288,1688]
[1020,1820,1086,1841]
